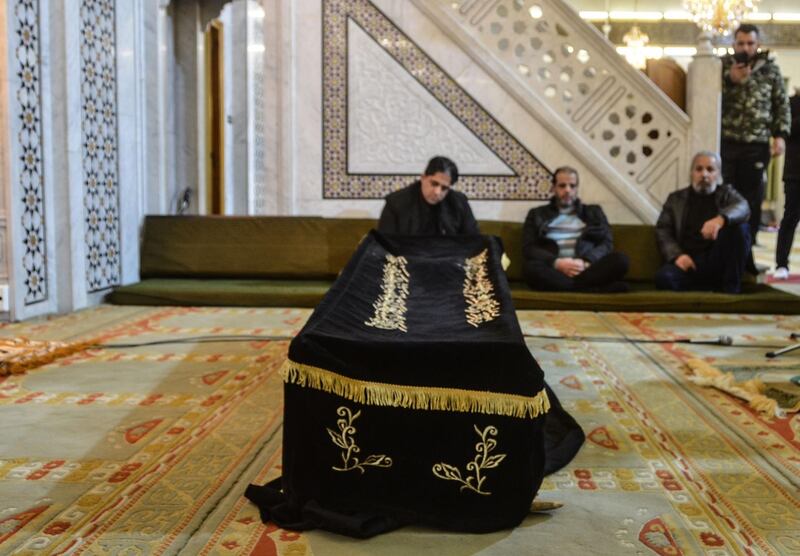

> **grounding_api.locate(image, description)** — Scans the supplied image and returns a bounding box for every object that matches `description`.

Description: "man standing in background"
[721,24,791,272]
[774,89,800,279]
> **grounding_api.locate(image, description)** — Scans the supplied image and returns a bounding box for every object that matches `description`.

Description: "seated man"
[655,151,751,293]
[378,156,479,235]
[522,166,629,292]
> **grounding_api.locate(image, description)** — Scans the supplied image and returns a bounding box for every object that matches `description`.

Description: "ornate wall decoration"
[347,20,512,176]
[13,0,47,304]
[80,0,121,292]
[428,0,689,206]
[323,0,552,200]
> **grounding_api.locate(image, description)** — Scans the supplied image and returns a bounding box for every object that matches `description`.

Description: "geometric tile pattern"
[12,0,48,304]
[323,0,552,200]
[80,0,121,291]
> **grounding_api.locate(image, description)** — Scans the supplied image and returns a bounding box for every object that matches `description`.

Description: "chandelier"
[684,0,760,36]
[622,25,650,70]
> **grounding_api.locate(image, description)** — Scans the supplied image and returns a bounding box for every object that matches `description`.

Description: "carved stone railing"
[413,0,695,222]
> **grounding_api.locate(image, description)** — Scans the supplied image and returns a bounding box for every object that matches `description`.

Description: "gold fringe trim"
[685,358,783,418]
[280,359,550,419]
[0,337,94,376]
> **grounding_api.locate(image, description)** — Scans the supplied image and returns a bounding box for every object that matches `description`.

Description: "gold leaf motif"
[365,254,410,332]
[462,249,500,328]
[432,425,506,495]
[328,406,393,473]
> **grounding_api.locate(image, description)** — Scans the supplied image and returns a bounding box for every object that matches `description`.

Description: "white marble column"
[222,0,249,214]
[687,31,722,158]
[262,0,295,215]
[247,0,267,214]
[4,0,62,320]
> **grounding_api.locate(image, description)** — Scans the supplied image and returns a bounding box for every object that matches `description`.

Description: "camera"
[733,51,750,64]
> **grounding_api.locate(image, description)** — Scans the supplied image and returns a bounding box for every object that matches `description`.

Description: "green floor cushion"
[108,278,800,314]
[508,281,800,313]
[111,216,800,314]
[107,278,334,308]
[140,216,335,279]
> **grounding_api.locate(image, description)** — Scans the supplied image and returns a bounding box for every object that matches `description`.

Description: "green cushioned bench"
[107,215,800,314]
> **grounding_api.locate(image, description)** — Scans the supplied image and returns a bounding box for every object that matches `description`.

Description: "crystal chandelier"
[684,0,759,36]
[622,25,650,70]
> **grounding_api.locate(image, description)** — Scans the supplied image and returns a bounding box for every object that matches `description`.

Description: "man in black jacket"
[378,156,479,236]
[774,90,800,279]
[655,151,751,293]
[522,166,629,292]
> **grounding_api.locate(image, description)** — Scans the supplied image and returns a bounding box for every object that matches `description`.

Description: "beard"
[692,180,717,195]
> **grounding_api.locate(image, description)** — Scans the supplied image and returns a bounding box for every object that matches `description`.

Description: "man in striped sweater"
[522,166,629,292]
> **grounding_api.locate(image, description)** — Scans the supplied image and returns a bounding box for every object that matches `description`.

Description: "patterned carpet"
[1,307,799,555]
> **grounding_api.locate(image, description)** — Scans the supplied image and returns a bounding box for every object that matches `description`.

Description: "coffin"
[246,232,581,537]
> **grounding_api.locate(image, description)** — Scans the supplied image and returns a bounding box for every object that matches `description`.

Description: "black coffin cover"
[247,232,574,537]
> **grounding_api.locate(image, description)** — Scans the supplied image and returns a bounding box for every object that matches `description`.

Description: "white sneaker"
[774,267,790,280]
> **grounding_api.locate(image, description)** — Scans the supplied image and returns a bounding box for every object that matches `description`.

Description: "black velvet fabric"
[246,231,583,537]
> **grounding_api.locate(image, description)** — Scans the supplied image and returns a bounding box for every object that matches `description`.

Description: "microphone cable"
[91,334,295,349]
[521,333,789,349]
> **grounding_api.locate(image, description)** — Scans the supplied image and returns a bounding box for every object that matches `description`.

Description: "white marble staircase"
[412,0,705,223]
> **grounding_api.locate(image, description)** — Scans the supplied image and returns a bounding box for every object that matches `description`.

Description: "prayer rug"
[766,273,800,284]
[0,306,310,555]
[2,307,799,554]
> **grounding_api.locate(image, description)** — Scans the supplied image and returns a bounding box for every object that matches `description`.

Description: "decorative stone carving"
[80,0,121,292]
[419,0,691,211]
[12,0,48,304]
[348,20,512,176]
[323,0,552,200]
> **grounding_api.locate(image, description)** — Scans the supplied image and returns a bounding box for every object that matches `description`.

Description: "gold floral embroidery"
[432,425,506,495]
[365,254,409,332]
[463,249,500,327]
[327,406,393,473]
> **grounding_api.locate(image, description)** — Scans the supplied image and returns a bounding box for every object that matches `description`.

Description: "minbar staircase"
[413,0,700,222]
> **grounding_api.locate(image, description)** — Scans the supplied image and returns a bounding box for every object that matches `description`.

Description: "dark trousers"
[654,223,750,294]
[776,177,800,269]
[523,252,629,292]
[721,140,770,245]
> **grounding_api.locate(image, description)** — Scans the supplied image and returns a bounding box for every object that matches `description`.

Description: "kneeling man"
[522,166,629,292]
[655,151,750,293]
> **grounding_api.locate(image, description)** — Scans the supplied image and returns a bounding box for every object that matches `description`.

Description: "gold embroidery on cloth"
[327,406,393,473]
[432,425,506,495]
[365,254,410,332]
[281,359,550,419]
[463,249,500,327]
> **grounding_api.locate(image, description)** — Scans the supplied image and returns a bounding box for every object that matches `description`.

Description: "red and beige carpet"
[0,307,798,555]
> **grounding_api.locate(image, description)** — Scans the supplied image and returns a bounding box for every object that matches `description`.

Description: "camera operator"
[721,24,791,272]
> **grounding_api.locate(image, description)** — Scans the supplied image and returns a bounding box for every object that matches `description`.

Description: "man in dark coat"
[522,166,629,292]
[655,151,751,293]
[774,91,800,279]
[378,156,479,236]
[721,24,790,262]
